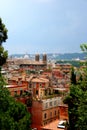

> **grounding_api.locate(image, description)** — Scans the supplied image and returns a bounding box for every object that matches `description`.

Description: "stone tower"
[35,54,40,61]
[43,54,47,64]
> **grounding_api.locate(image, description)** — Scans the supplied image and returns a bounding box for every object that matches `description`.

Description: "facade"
[31,97,68,129]
[29,77,51,98]
[55,63,72,74]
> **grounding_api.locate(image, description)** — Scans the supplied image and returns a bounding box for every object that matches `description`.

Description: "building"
[31,97,68,129]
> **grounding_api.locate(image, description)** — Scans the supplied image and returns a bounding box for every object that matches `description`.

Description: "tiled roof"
[13,59,46,65]
[31,77,49,83]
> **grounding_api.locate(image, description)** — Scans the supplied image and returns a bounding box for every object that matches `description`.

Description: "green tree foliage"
[75,91,87,130]
[0,18,8,66]
[0,18,31,130]
[56,60,81,67]
[0,18,8,46]
[80,44,87,52]
[64,84,82,130]
[0,88,31,130]
[0,46,8,66]
[70,67,76,85]
[64,44,87,130]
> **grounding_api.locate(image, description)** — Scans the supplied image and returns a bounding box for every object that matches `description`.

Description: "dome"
[24,54,29,59]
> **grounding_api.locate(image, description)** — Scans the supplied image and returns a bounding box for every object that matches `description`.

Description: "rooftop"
[42,119,65,130]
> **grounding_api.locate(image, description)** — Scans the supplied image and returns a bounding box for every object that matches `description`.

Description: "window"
[29,83,32,88]
[44,113,47,119]
[45,89,47,95]
[45,103,48,108]
[54,101,56,105]
[50,112,52,117]
[36,90,38,95]
[54,110,56,115]
[20,90,23,96]
[50,101,52,106]
[40,83,42,87]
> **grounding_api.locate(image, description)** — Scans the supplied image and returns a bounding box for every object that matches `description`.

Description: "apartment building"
[29,76,52,98]
[31,97,68,129]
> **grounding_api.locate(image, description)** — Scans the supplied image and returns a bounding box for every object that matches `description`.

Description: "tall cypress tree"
[70,67,76,85]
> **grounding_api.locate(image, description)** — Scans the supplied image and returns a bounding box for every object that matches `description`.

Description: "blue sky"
[0,0,87,54]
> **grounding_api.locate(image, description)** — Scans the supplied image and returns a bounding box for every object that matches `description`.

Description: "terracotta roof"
[31,77,49,83]
[42,119,65,130]
[13,59,46,65]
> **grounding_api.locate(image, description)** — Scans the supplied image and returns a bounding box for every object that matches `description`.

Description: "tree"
[70,67,76,85]
[64,84,82,130]
[0,17,8,86]
[80,44,87,52]
[0,87,31,130]
[64,44,87,130]
[0,18,8,46]
[0,18,31,130]
[0,18,8,67]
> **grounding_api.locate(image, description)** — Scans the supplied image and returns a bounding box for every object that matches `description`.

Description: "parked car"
[57,120,66,129]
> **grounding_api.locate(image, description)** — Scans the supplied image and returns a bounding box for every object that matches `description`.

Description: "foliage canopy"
[64,44,87,130]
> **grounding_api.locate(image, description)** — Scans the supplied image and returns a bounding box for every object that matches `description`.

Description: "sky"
[0,0,87,54]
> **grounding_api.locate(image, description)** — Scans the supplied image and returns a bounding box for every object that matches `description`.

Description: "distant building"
[24,54,29,59]
[35,54,40,62]
[8,54,47,71]
[29,76,51,99]
[43,54,47,64]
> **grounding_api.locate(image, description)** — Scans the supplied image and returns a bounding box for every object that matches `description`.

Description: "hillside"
[10,52,86,61]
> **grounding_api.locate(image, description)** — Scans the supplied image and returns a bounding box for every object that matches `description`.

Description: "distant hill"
[9,52,87,61]
[47,53,87,61]
[52,53,87,60]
